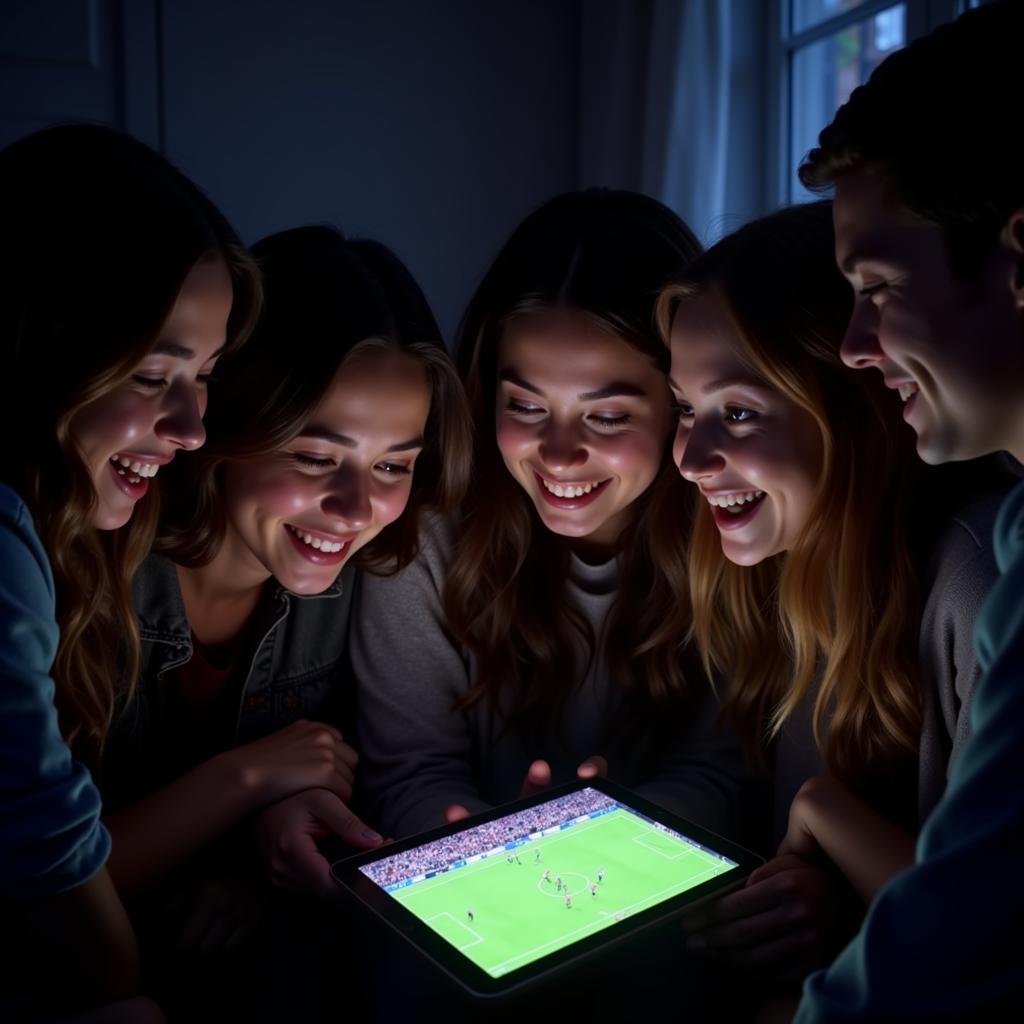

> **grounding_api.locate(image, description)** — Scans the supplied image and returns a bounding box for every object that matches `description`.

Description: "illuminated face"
[219,348,431,595]
[834,171,1024,464]
[70,257,233,530]
[669,293,823,566]
[495,311,673,553]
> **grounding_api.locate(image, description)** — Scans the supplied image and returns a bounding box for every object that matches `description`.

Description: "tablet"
[332,778,761,996]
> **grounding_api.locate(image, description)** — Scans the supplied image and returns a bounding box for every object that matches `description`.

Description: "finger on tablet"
[518,759,552,798]
[689,902,792,952]
[746,852,809,886]
[683,878,780,931]
[576,755,607,779]
[445,803,471,824]
[319,799,383,849]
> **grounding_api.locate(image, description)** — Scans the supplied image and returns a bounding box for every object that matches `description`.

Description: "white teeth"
[111,457,159,477]
[541,479,597,498]
[897,383,918,402]
[288,525,345,553]
[706,490,764,508]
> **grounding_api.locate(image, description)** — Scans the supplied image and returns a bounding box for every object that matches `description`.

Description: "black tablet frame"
[331,778,763,997]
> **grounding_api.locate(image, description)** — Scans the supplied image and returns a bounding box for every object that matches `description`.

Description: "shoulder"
[993,479,1024,572]
[921,490,1005,610]
[132,553,190,641]
[361,510,456,596]
[0,483,54,608]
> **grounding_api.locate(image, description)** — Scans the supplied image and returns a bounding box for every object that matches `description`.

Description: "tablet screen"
[357,786,737,979]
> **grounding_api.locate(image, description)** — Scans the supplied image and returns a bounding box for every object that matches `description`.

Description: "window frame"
[764,0,973,208]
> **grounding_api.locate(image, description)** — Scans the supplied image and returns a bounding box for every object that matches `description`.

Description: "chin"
[92,503,134,531]
[722,546,767,568]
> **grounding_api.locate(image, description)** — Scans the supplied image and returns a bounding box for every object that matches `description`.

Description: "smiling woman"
[98,226,471,962]
[353,189,748,852]
[0,123,260,1017]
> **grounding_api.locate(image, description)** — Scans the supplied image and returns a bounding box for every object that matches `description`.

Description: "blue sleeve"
[795,481,1024,1021]
[0,487,111,899]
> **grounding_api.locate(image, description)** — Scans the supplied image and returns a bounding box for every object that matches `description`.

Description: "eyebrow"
[153,341,227,360]
[499,368,647,401]
[296,426,425,452]
[668,375,766,397]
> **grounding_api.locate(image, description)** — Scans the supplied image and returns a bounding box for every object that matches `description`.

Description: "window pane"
[789,4,906,202]
[793,0,875,34]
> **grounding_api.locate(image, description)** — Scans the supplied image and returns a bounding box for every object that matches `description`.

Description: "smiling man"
[794,1,1024,1020]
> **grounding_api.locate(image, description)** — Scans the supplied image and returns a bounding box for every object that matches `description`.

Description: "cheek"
[226,464,316,523]
[494,419,535,462]
[373,482,415,528]
[601,432,665,481]
[72,391,154,462]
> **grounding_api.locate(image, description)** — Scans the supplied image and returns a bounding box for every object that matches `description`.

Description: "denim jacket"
[101,553,357,807]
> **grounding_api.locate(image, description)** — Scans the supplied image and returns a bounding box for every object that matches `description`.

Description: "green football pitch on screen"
[389,807,735,978]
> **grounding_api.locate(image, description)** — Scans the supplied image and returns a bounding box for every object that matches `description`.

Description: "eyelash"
[859,281,887,298]
[506,399,631,428]
[674,404,758,423]
[133,373,215,390]
[292,453,412,476]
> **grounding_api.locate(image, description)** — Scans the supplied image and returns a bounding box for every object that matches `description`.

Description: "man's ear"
[1004,208,1024,305]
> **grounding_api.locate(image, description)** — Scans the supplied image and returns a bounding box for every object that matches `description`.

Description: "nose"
[839,300,885,370]
[320,465,372,531]
[538,419,587,473]
[675,419,725,483]
[155,379,207,451]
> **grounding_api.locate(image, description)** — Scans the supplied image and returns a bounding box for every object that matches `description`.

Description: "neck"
[176,529,271,646]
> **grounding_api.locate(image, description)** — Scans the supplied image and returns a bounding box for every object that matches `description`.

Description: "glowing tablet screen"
[358,787,737,979]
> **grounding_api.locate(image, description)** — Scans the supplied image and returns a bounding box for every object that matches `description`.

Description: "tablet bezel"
[331,777,762,997]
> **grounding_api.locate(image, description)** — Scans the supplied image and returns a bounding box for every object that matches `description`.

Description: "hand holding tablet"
[333,778,761,995]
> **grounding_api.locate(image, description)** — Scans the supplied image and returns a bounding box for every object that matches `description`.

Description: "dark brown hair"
[445,189,703,744]
[799,0,1024,276]
[0,124,262,760]
[158,226,472,572]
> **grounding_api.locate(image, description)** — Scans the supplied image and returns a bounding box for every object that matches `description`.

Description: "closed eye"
[508,398,544,415]
[589,413,630,428]
[292,453,334,468]
[133,375,167,389]
[858,281,887,298]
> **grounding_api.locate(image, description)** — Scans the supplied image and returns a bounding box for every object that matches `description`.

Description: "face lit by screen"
[669,292,823,566]
[495,311,674,554]
[70,257,233,530]
[218,348,430,594]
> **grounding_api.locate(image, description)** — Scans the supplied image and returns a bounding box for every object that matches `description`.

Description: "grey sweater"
[352,515,748,839]
[770,490,1006,847]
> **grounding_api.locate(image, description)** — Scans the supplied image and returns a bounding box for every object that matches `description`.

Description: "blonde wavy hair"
[656,201,921,786]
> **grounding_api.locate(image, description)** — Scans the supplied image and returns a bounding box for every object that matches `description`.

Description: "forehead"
[310,349,430,434]
[668,292,751,385]
[833,172,939,274]
[497,313,656,387]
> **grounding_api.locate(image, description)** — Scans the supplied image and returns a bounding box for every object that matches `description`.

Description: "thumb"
[577,755,608,780]
[446,804,471,824]
[318,795,384,850]
[519,759,552,798]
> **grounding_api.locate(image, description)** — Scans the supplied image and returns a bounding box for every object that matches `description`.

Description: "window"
[771,0,984,204]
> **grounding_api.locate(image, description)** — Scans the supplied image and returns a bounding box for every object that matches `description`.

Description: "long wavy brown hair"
[657,201,923,787]
[0,125,262,763]
[444,189,703,747]
[158,226,472,573]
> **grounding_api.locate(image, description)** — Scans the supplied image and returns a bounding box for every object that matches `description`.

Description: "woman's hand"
[224,719,359,807]
[681,853,847,982]
[254,789,383,896]
[445,755,608,824]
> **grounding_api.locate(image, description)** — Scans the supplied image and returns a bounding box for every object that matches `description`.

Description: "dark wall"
[1,0,580,342]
